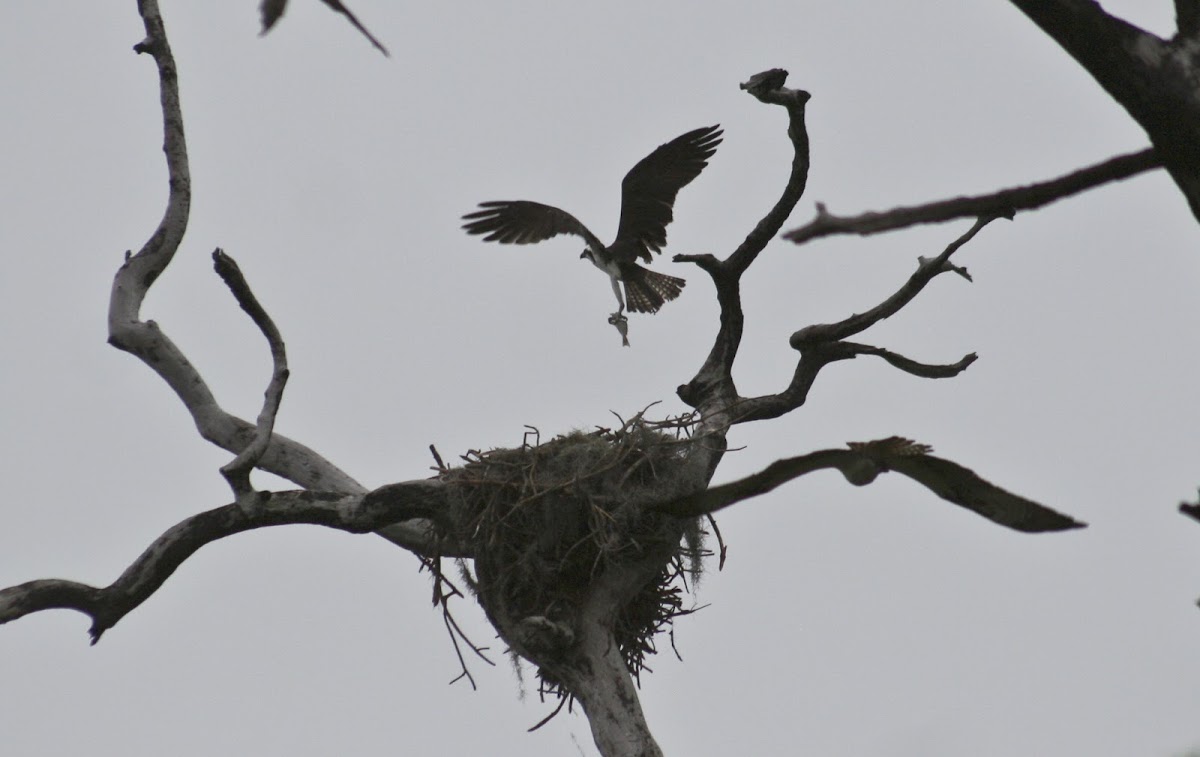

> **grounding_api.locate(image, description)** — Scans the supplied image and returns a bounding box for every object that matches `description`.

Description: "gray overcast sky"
[3,2,1199,755]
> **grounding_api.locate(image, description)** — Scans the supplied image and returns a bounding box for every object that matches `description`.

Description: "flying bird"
[462,125,722,317]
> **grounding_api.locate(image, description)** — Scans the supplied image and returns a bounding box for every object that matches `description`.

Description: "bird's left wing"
[614,125,723,262]
[462,201,605,250]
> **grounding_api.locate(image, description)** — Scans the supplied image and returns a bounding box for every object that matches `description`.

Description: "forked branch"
[0,480,461,642]
[675,68,812,421]
[213,248,290,502]
[727,218,992,425]
[112,0,434,552]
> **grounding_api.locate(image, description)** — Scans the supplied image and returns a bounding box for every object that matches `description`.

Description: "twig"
[527,696,570,732]
[213,249,290,505]
[429,444,447,473]
[417,556,494,689]
[705,514,727,570]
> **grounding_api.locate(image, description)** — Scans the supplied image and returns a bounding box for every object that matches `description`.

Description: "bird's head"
[580,249,593,261]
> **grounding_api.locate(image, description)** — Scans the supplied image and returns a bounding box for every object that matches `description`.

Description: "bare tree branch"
[1005,1,1200,222]
[790,216,1001,346]
[115,0,358,494]
[675,68,811,422]
[727,219,991,425]
[725,70,813,276]
[833,343,978,379]
[674,77,1002,436]
[783,148,1160,244]
[212,248,290,503]
[110,0,433,554]
[0,480,461,643]
[652,437,1086,533]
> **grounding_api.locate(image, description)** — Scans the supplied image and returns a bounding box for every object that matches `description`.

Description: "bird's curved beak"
[579,250,589,259]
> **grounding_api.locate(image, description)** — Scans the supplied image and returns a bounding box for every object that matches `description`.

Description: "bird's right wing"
[461,201,605,250]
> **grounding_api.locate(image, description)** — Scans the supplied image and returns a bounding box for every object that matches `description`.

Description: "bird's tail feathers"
[624,266,686,314]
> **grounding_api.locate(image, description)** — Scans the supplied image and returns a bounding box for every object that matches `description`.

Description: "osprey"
[462,124,722,316]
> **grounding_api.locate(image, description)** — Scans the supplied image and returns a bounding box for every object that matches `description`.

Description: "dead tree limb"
[0,480,458,642]
[212,248,290,504]
[111,0,433,553]
[690,214,996,427]
[675,68,812,426]
[650,437,1085,533]
[790,215,1001,345]
[1007,0,1200,222]
[782,147,1159,244]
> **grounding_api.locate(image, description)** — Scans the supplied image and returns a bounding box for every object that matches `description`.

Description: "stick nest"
[445,414,709,696]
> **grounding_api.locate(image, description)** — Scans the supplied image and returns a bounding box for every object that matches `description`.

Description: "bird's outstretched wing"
[614,125,723,262]
[461,201,606,251]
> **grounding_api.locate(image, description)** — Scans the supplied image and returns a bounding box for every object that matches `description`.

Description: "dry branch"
[652,437,1085,533]
[790,216,1001,347]
[727,218,993,425]
[674,77,999,432]
[829,343,978,379]
[212,248,290,502]
[782,148,1160,244]
[113,1,360,495]
[112,0,434,554]
[675,68,812,422]
[1006,1,1200,222]
[0,481,456,642]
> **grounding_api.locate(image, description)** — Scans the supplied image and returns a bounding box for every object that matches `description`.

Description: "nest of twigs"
[444,413,711,698]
